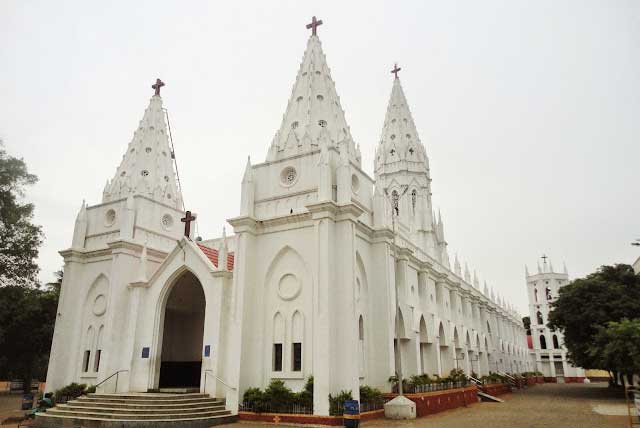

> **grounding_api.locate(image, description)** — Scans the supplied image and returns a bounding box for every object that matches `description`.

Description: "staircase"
[35,392,237,428]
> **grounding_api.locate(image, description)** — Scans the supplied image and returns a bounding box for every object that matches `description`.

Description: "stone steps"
[35,392,237,428]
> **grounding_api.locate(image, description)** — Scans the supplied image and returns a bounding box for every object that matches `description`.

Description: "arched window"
[82,326,94,373]
[536,311,544,325]
[291,311,304,372]
[540,335,547,350]
[94,325,104,372]
[391,190,399,216]
[411,189,417,213]
[534,288,538,302]
[545,287,552,301]
[552,335,559,349]
[272,312,284,372]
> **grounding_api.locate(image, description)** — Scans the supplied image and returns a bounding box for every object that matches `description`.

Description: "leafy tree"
[0,140,43,286]
[548,264,640,371]
[0,282,59,391]
[0,141,55,392]
[591,319,640,381]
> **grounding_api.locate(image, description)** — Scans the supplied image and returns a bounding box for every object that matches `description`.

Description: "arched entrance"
[159,271,206,388]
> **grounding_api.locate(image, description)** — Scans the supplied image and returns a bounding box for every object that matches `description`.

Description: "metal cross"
[391,63,402,79]
[541,254,548,263]
[306,16,323,36]
[181,210,197,238]
[152,78,165,96]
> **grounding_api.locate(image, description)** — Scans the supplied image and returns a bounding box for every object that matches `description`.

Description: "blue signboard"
[204,345,211,357]
[141,347,150,358]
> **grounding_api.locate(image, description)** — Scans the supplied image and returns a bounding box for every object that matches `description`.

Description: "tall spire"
[266,18,359,164]
[375,70,428,175]
[454,253,461,276]
[103,79,182,210]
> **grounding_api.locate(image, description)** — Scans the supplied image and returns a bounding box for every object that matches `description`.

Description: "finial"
[152,78,165,96]
[391,63,402,79]
[306,16,323,36]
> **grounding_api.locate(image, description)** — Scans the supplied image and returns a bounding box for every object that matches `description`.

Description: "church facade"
[525,258,585,381]
[46,20,527,415]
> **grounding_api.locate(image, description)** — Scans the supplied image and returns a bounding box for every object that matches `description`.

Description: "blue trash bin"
[21,393,34,410]
[343,399,360,428]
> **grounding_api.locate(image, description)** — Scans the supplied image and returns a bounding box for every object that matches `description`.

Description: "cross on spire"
[152,78,165,96]
[391,63,402,79]
[306,16,323,36]
[181,210,197,238]
[541,254,548,263]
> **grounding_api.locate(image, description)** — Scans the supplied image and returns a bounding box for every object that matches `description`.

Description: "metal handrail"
[94,370,129,393]
[468,376,483,386]
[203,370,237,394]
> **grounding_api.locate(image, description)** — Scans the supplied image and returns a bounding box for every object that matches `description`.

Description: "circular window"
[93,294,107,316]
[318,119,327,127]
[105,209,116,227]
[161,214,174,230]
[145,147,152,153]
[390,134,396,140]
[141,170,149,177]
[280,166,298,186]
[351,173,360,193]
[316,94,324,101]
[278,274,301,301]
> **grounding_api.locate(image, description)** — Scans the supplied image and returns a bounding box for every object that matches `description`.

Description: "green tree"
[591,319,640,382]
[0,282,59,391]
[548,264,640,371]
[0,140,43,287]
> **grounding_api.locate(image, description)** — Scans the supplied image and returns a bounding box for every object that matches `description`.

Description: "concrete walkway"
[220,383,634,428]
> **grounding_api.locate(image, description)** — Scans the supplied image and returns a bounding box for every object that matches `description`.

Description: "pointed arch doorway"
[158,271,206,388]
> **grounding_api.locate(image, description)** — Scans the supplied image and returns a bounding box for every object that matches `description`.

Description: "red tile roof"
[197,243,234,271]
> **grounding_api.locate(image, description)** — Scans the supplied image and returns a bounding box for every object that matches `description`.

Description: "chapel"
[45,17,528,416]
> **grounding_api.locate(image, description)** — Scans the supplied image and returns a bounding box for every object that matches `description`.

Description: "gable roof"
[197,243,234,271]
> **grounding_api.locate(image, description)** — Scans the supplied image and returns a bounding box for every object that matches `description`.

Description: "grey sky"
[1,0,638,315]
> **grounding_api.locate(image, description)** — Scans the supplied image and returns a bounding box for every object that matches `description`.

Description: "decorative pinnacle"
[391,63,401,79]
[152,78,165,96]
[306,16,323,36]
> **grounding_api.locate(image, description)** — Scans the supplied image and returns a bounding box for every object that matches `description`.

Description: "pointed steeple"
[548,260,554,273]
[491,287,496,302]
[464,262,471,283]
[525,264,530,277]
[454,254,461,276]
[71,200,87,249]
[563,262,568,275]
[266,22,358,164]
[103,80,182,210]
[537,261,542,274]
[375,70,428,175]
[240,156,255,217]
[473,270,480,289]
[483,281,489,296]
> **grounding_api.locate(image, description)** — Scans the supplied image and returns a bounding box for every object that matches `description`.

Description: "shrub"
[328,390,353,416]
[295,376,313,408]
[54,383,88,402]
[448,368,467,383]
[264,380,294,412]
[243,387,266,412]
[359,385,383,401]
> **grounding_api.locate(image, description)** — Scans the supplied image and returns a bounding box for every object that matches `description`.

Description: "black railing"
[239,401,313,415]
[394,380,469,394]
[359,397,387,412]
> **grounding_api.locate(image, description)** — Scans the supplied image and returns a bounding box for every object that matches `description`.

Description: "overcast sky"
[1,0,638,315]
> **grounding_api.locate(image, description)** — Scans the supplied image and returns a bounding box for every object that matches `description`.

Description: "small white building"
[46,21,528,415]
[525,258,585,382]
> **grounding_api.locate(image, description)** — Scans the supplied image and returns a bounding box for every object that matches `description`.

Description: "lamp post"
[384,185,409,395]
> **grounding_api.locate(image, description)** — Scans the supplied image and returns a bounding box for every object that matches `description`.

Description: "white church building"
[525,257,585,382]
[46,18,528,415]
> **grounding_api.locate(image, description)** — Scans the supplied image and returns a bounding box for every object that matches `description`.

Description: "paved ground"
[0,383,635,427]
[220,383,636,428]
